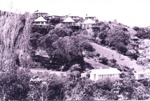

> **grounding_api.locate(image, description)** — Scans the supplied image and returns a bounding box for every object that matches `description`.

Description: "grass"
[84,58,111,69]
[89,42,144,72]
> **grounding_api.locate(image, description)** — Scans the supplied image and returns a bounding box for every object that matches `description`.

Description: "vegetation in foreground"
[1,10,150,100]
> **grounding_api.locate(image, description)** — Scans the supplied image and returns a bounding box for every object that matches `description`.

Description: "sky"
[0,0,150,27]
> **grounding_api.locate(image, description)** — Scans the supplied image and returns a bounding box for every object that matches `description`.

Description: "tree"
[0,12,33,71]
[50,18,62,25]
[105,29,130,54]
[48,26,72,37]
[135,27,150,39]
[46,34,91,70]
[30,32,42,49]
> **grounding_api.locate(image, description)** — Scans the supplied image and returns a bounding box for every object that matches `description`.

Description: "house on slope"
[33,16,48,26]
[70,15,83,21]
[82,18,96,29]
[34,10,48,17]
[90,68,121,81]
[63,16,75,27]
[85,16,96,21]
[134,69,150,80]
[47,14,65,20]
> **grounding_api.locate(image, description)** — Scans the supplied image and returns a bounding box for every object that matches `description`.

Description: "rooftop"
[63,17,75,23]
[90,68,121,75]
[34,10,47,14]
[83,19,95,24]
[34,16,47,22]
[135,69,150,74]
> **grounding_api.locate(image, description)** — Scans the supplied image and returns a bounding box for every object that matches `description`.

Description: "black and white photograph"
[0,0,150,100]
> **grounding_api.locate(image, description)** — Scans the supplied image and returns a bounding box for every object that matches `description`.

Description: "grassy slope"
[84,58,111,69]
[89,42,144,72]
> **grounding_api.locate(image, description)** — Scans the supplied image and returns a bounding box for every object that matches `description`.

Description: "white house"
[85,15,96,20]
[134,71,145,80]
[90,68,121,81]
[63,16,75,26]
[33,16,48,25]
[82,18,96,29]
[134,69,150,80]
[34,10,48,17]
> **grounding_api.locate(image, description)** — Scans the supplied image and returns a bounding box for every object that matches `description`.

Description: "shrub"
[0,68,31,100]
[81,42,95,52]
[116,43,128,55]
[107,59,117,67]
[47,77,64,100]
[70,64,82,72]
[99,57,108,65]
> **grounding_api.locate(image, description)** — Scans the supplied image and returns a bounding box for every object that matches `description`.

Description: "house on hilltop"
[134,69,150,80]
[90,68,121,81]
[33,16,48,26]
[70,15,83,21]
[34,10,48,17]
[82,18,96,29]
[85,15,96,21]
[63,16,76,27]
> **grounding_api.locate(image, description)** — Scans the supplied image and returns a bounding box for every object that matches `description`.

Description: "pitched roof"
[83,19,95,24]
[63,17,75,23]
[90,68,121,75]
[131,36,139,40]
[34,16,47,22]
[34,10,47,14]
[145,69,150,73]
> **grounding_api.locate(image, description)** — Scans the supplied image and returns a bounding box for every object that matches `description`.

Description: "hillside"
[90,42,144,72]
[84,57,111,69]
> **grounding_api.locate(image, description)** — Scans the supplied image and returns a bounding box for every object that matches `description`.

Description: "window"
[98,75,101,79]
[94,74,96,79]
[140,74,144,78]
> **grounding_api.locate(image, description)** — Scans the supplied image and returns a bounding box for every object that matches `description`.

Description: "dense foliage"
[30,24,94,71]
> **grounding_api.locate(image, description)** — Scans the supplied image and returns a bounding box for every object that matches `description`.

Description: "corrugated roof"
[34,16,47,22]
[83,19,95,24]
[63,17,75,23]
[90,68,121,75]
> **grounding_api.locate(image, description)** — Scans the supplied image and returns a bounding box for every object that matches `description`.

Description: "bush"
[99,57,108,65]
[47,77,64,100]
[81,42,95,52]
[107,59,117,67]
[0,68,31,100]
[31,25,50,35]
[70,64,82,72]
[116,43,128,55]
[126,50,139,60]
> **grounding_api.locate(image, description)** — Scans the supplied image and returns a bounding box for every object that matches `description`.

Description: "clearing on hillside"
[90,42,144,72]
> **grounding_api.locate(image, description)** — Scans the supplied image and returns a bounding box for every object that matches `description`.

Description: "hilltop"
[0,10,149,75]
[27,11,147,73]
